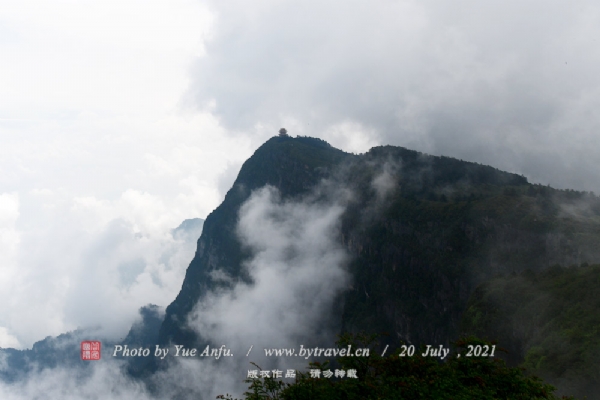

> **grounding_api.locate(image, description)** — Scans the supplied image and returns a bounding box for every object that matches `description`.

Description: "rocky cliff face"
[157,136,600,355]
[158,136,350,348]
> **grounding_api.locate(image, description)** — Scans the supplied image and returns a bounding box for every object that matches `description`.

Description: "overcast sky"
[1,0,600,350]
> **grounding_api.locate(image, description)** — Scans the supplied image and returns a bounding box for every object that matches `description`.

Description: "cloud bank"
[185,0,600,192]
[0,191,203,348]
[184,184,351,397]
[0,0,253,348]
[0,181,352,399]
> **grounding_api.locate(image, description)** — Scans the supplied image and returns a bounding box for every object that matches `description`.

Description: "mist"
[0,207,202,349]
[184,184,352,397]
[0,180,354,399]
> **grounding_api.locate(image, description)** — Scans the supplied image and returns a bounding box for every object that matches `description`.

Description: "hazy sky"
[2,0,600,351]
[0,0,233,348]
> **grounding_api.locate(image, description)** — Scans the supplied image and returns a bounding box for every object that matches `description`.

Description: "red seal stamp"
[81,341,101,360]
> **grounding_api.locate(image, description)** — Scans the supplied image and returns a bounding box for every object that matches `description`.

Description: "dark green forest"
[462,264,600,398]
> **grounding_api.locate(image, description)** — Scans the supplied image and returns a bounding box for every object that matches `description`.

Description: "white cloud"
[0,0,213,115]
[184,184,351,397]
[323,121,380,155]
[0,327,20,349]
[2,194,205,347]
